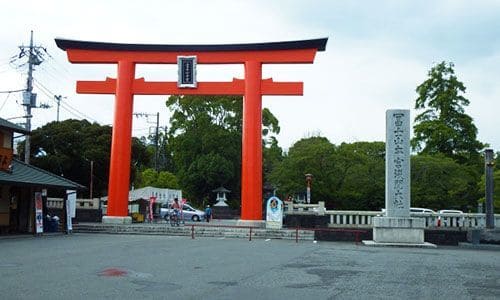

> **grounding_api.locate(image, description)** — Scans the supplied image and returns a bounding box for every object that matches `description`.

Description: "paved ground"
[0,233,499,299]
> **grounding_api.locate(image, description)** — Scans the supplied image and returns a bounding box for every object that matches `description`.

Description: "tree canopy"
[411,154,479,210]
[18,119,151,197]
[411,61,485,163]
[165,95,281,206]
[135,168,180,189]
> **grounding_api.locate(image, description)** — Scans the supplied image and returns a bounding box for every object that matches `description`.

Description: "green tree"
[270,139,386,210]
[412,61,485,163]
[166,95,281,206]
[334,142,385,210]
[478,170,500,213]
[270,136,336,205]
[411,154,478,210]
[136,168,180,189]
[18,119,151,197]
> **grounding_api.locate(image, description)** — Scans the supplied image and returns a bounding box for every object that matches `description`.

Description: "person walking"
[204,205,212,222]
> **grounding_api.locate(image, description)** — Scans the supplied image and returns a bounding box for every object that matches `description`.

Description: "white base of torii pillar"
[363,109,435,248]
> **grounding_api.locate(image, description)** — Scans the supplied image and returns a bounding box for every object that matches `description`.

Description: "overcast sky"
[1,0,499,152]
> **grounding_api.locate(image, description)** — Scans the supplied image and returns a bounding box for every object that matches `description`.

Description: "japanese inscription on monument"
[385,109,410,217]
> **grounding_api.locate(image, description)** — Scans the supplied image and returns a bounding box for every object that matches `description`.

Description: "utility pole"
[90,160,94,199]
[485,149,495,229]
[155,112,159,172]
[18,31,46,163]
[54,95,65,122]
[133,112,160,171]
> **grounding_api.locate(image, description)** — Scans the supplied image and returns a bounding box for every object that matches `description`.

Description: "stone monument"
[364,109,435,247]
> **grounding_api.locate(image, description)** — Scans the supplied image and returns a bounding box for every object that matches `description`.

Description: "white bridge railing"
[284,202,500,229]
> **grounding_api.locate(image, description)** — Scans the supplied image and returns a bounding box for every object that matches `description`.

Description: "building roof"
[212,186,231,193]
[101,186,182,204]
[0,118,29,135]
[128,186,182,203]
[0,159,85,190]
[55,38,328,52]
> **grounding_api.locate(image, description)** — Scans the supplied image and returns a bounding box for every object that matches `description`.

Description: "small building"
[128,186,182,205]
[0,118,85,234]
[101,186,182,222]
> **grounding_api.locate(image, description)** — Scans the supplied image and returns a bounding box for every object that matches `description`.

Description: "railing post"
[296,227,299,243]
[249,227,252,241]
[191,225,194,239]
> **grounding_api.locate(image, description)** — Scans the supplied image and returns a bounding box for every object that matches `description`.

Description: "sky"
[1,0,499,152]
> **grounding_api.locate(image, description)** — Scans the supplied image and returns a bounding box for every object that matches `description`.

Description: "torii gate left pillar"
[56,38,327,224]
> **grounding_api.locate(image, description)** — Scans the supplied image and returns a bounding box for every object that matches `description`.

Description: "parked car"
[437,209,464,227]
[410,207,436,214]
[160,203,205,222]
[379,208,436,215]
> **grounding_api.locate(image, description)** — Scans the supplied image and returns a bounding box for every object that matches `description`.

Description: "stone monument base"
[236,219,266,228]
[102,216,132,224]
[363,216,436,248]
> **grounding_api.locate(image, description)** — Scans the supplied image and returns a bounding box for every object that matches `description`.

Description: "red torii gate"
[56,38,327,223]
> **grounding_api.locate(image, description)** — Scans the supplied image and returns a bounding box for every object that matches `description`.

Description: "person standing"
[204,205,212,222]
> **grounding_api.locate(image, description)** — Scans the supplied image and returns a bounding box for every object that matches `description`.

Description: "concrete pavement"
[0,233,499,299]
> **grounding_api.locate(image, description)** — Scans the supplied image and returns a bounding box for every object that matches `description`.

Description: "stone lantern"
[212,186,230,207]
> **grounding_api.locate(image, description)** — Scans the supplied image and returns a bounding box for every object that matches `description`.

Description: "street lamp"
[305,173,313,204]
[90,160,94,200]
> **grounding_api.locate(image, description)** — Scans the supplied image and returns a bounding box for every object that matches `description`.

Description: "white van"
[410,207,436,214]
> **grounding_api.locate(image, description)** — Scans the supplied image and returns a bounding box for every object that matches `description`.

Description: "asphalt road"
[0,234,499,299]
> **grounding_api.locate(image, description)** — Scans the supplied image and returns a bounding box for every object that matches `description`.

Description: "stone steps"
[73,223,314,240]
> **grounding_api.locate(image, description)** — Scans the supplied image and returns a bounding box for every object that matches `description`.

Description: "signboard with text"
[177,56,197,88]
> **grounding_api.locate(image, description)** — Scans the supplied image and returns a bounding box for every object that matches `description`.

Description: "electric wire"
[33,80,97,122]
[0,89,25,94]
[0,92,12,112]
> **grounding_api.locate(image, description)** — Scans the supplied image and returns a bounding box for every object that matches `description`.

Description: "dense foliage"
[164,95,281,206]
[412,61,485,163]
[17,119,151,197]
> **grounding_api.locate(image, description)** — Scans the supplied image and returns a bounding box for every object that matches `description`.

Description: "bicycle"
[169,209,181,227]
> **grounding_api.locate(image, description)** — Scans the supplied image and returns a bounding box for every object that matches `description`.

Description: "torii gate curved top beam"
[56,37,327,222]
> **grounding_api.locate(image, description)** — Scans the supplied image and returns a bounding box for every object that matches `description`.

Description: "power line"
[32,78,97,122]
[133,112,161,171]
[0,93,12,112]
[0,89,25,94]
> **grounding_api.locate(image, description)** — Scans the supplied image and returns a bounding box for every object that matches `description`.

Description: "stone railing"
[47,198,100,209]
[283,201,326,215]
[283,203,500,229]
[326,210,381,228]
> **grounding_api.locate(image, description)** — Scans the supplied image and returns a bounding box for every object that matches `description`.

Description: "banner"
[149,196,156,222]
[66,190,76,232]
[35,192,43,234]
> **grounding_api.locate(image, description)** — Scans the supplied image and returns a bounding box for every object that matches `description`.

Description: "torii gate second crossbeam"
[56,38,327,223]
